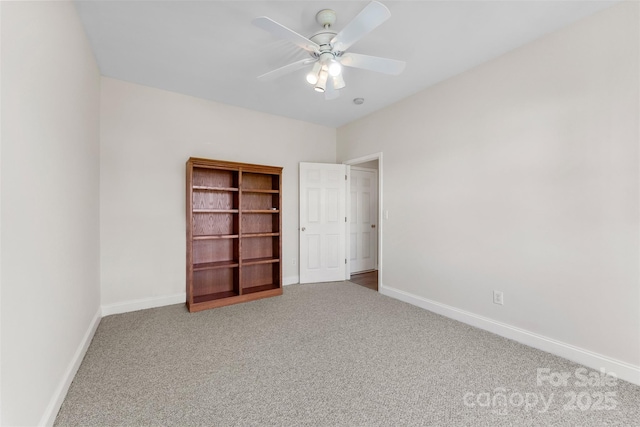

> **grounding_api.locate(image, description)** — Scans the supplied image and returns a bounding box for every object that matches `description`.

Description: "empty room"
[1,0,639,425]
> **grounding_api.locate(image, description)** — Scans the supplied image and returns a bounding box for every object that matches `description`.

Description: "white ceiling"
[75,0,616,128]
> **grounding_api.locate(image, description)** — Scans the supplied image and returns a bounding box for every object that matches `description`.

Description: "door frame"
[343,152,383,290]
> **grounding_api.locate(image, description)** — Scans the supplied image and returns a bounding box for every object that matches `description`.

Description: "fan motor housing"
[310,9,341,55]
[310,31,337,54]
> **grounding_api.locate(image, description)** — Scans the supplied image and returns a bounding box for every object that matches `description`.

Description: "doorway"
[344,154,382,292]
[298,153,383,290]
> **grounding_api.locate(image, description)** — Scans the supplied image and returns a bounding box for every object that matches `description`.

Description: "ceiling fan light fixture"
[314,70,329,93]
[305,62,322,85]
[253,2,406,100]
[332,73,346,90]
[328,59,342,77]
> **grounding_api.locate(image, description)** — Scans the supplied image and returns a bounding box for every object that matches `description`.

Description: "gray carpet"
[55,282,640,426]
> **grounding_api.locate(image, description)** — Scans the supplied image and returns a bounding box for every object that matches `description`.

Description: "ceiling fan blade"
[253,17,320,53]
[340,52,405,75]
[258,58,316,81]
[331,1,391,52]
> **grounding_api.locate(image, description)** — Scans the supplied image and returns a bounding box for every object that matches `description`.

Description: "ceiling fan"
[252,1,406,100]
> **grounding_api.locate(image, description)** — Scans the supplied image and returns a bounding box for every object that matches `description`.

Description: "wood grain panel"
[242,172,279,191]
[242,213,279,234]
[193,291,237,303]
[193,213,238,236]
[193,267,239,297]
[192,168,238,188]
[242,264,273,288]
[242,236,279,261]
[192,239,238,264]
[193,191,236,210]
[241,193,276,210]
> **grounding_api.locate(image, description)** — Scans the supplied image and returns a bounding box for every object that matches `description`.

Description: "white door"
[350,167,378,273]
[299,162,348,283]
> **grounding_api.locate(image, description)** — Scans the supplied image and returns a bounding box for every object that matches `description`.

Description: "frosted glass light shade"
[314,70,328,93]
[306,62,322,85]
[328,60,342,77]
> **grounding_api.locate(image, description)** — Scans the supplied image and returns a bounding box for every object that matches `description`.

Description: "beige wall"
[1,1,101,425]
[100,78,336,306]
[338,2,639,367]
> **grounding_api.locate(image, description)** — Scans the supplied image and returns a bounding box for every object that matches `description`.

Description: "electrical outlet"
[493,291,504,305]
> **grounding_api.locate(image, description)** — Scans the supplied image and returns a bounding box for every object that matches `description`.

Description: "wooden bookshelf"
[186,158,283,312]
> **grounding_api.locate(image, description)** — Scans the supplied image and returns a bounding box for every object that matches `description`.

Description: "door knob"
[301,227,306,231]
[371,224,376,228]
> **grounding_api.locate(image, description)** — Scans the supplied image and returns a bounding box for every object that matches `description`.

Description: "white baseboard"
[101,282,302,316]
[379,283,640,386]
[101,293,186,316]
[39,308,101,427]
[283,275,299,286]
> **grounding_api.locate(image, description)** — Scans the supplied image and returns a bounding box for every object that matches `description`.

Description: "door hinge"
[345,217,347,222]
[345,259,347,264]
[345,174,347,180]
